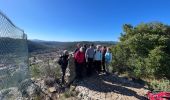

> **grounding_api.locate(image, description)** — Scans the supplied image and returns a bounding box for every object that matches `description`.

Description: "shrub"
[148,79,170,92]
[111,22,170,79]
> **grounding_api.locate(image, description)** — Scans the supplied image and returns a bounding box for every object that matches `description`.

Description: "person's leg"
[98,61,102,72]
[86,59,90,77]
[102,61,106,72]
[77,63,83,79]
[61,67,66,84]
[94,61,99,73]
[79,63,83,79]
[105,62,110,75]
[75,62,79,79]
[93,60,96,72]
[97,61,101,73]
[88,58,92,76]
[83,61,87,77]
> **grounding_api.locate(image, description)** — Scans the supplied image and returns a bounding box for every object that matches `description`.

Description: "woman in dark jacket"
[58,50,69,84]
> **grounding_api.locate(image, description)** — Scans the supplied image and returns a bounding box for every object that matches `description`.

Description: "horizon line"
[29,39,118,42]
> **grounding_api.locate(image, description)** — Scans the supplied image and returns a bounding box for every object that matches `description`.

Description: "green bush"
[30,64,41,78]
[30,59,61,79]
[111,22,170,79]
[148,79,170,92]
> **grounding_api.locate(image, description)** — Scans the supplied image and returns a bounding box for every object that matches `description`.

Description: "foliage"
[148,79,170,92]
[30,59,62,79]
[111,22,170,79]
[63,87,78,98]
[30,64,41,78]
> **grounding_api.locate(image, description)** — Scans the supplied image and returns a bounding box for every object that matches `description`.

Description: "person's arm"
[85,49,88,61]
[105,53,108,62]
[74,51,78,60]
[93,50,96,61]
[74,48,77,54]
[100,52,102,61]
[110,53,112,62]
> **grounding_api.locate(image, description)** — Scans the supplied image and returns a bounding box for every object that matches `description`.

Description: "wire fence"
[0,11,29,90]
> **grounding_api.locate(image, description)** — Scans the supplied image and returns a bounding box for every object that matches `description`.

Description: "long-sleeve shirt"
[85,48,95,59]
[105,52,112,63]
[94,50,102,61]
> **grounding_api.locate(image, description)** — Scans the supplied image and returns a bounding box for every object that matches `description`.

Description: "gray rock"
[0,87,23,100]
[65,56,76,84]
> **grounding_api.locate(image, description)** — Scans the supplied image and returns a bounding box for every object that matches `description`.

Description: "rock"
[0,87,24,100]
[48,87,56,93]
[31,77,35,81]
[26,83,41,96]
[44,77,56,87]
[65,56,76,84]
[18,79,33,97]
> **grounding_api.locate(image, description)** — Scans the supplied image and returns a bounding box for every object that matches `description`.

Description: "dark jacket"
[58,55,69,68]
[102,48,107,61]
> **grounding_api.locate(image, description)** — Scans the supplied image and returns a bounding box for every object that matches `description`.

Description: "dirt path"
[74,74,148,100]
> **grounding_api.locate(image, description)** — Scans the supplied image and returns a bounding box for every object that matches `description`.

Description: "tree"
[112,22,170,79]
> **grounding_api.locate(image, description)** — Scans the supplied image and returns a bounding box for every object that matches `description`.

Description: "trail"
[74,73,148,100]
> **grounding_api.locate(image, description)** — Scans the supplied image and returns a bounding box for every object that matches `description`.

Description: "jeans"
[86,58,94,76]
[102,60,106,72]
[76,62,84,79]
[95,60,102,72]
[61,66,67,83]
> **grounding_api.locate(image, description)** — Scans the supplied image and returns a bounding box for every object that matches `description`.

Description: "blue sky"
[0,0,170,41]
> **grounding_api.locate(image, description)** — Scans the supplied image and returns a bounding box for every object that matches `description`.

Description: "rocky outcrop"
[65,56,76,84]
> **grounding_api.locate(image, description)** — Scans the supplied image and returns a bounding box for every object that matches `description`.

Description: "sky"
[0,0,170,41]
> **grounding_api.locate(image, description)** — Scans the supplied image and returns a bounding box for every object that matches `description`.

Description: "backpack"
[57,56,63,65]
[58,55,69,66]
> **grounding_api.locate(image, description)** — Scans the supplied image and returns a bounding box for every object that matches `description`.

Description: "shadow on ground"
[75,74,147,100]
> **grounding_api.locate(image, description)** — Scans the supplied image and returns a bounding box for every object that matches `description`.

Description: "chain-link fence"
[0,11,29,90]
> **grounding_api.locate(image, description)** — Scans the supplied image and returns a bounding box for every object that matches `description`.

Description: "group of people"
[58,43,112,84]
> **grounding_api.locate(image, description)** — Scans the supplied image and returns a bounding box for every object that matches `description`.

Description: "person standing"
[74,43,81,78]
[74,47,85,79]
[94,45,102,73]
[83,44,88,77]
[105,48,112,74]
[58,50,69,84]
[101,46,107,72]
[85,44,95,77]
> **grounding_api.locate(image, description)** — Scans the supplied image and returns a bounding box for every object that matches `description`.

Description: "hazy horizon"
[29,39,117,42]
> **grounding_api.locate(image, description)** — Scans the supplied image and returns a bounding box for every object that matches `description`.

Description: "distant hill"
[28,39,117,53]
[0,38,117,53]
[0,37,27,55]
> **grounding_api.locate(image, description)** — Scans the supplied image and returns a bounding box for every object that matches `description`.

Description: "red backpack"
[147,91,170,100]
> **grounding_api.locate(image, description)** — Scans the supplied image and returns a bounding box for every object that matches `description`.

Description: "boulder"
[44,77,56,87]
[48,87,56,93]
[65,56,76,84]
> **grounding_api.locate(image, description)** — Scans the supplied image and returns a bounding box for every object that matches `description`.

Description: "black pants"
[76,62,84,79]
[61,66,67,83]
[95,60,102,72]
[87,58,94,76]
[102,60,106,72]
